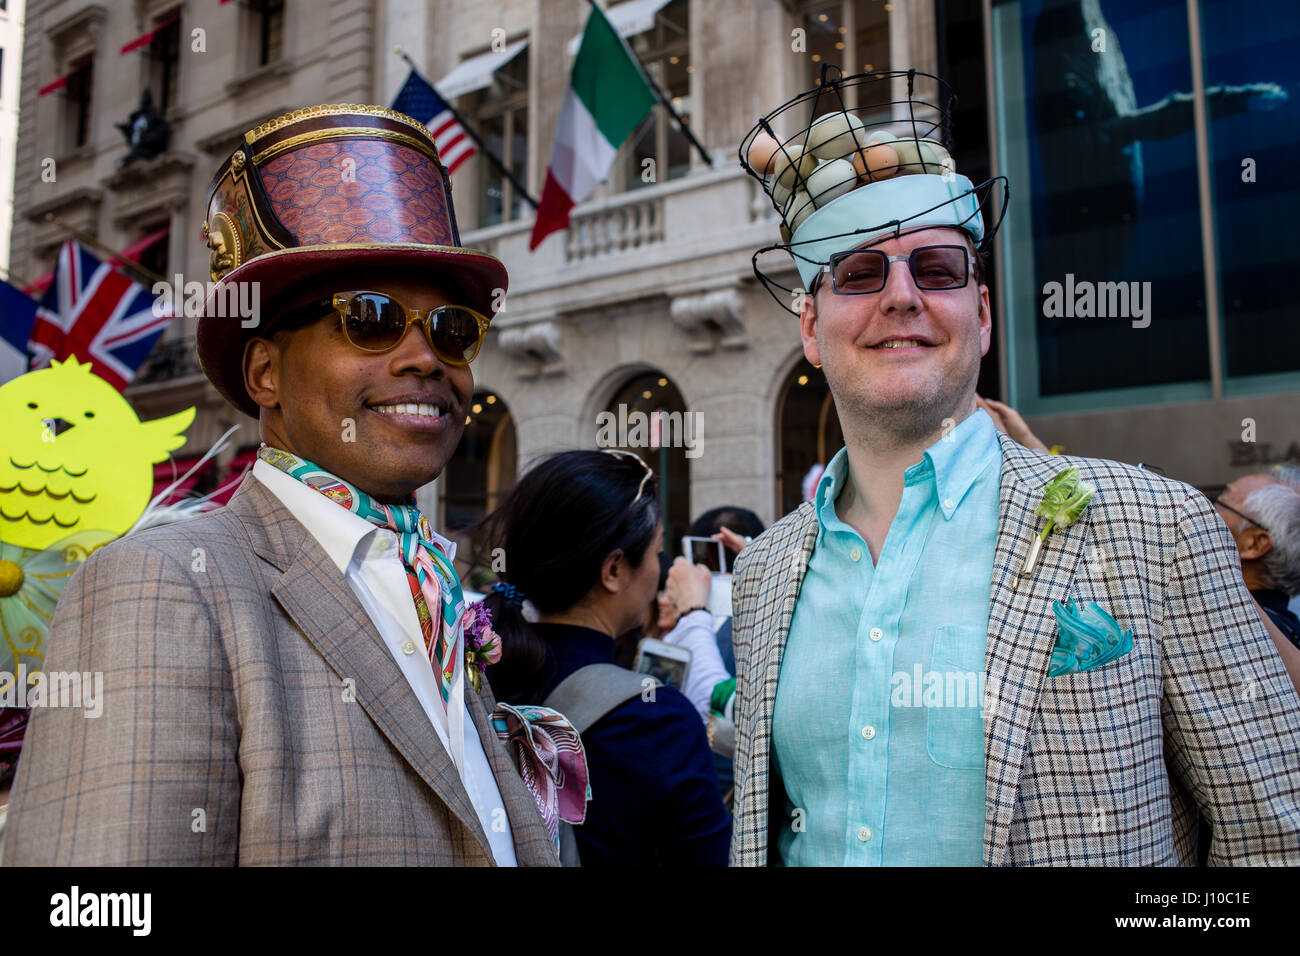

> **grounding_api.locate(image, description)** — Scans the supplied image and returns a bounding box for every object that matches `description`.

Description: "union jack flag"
[28,240,174,391]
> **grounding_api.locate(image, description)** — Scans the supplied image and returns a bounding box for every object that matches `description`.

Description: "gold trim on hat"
[244,104,438,146]
[223,241,505,271]
[251,127,443,168]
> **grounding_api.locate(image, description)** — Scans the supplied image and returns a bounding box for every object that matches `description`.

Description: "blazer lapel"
[227,478,496,859]
[464,685,559,865]
[982,437,1092,865]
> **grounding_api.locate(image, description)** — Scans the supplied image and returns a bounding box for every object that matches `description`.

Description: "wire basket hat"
[740,65,1008,315]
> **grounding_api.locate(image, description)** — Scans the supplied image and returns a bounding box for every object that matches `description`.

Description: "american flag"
[390,70,477,175]
[28,240,174,392]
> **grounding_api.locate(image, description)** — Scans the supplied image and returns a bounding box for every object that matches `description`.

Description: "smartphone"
[633,637,692,691]
[682,535,726,573]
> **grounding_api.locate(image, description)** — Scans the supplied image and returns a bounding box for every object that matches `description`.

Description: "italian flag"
[528,4,657,250]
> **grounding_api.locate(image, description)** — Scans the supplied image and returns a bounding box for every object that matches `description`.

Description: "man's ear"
[977,282,993,358]
[1239,527,1273,561]
[243,336,282,411]
[800,286,820,368]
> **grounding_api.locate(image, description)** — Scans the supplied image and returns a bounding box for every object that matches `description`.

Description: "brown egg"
[746,130,782,176]
[852,142,899,182]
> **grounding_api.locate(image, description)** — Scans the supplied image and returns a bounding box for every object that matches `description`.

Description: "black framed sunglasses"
[1212,494,1271,535]
[276,292,491,365]
[820,244,975,295]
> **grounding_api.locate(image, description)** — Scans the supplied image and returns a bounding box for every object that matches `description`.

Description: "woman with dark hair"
[479,449,730,866]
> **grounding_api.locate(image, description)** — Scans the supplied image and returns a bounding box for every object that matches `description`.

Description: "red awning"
[120,14,180,55]
[38,75,68,97]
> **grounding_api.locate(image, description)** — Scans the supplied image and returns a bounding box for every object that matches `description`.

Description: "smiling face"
[800,226,991,442]
[243,270,474,503]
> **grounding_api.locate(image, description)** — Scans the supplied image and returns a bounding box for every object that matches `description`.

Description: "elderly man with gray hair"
[1213,467,1300,650]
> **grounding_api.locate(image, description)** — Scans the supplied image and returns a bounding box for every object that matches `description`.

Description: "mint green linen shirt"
[772,409,1003,866]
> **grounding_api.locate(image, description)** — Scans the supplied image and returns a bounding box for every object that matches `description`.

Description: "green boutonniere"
[1020,466,1094,579]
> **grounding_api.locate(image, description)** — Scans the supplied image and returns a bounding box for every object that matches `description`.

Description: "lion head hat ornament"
[740,66,1009,314]
[197,104,506,417]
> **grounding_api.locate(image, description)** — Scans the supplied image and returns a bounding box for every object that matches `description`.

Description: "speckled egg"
[852,141,900,181]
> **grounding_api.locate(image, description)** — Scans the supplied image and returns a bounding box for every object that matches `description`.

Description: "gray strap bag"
[543,663,660,866]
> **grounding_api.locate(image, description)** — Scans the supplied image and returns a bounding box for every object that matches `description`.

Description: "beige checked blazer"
[4,477,559,866]
[730,435,1300,866]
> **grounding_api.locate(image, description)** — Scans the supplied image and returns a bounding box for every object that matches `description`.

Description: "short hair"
[688,506,765,572]
[1245,481,1300,597]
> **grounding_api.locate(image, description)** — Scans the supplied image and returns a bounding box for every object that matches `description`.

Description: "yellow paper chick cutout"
[0,356,195,550]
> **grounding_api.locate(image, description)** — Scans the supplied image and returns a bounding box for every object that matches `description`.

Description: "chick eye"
[84,411,95,418]
[27,402,37,409]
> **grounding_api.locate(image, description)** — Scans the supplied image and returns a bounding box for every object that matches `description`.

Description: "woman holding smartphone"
[478,449,731,866]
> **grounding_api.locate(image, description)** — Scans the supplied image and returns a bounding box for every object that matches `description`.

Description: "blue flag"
[0,277,38,384]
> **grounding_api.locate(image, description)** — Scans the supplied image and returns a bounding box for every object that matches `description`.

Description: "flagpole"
[393,47,540,210]
[584,0,713,167]
[41,214,169,286]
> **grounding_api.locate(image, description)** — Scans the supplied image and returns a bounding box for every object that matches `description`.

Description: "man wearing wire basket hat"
[728,67,1300,867]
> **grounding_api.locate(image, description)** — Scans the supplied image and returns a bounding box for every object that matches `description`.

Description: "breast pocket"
[925,625,986,770]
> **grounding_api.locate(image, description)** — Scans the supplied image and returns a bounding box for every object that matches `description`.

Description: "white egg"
[785,189,817,232]
[864,129,898,145]
[771,143,817,191]
[893,138,948,174]
[807,112,867,161]
[804,158,858,208]
[771,176,793,211]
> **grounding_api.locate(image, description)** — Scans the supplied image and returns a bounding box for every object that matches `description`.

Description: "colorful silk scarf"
[257,445,463,714]
[490,702,591,848]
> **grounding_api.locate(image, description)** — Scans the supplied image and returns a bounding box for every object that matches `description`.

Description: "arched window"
[442,390,517,577]
[775,358,843,518]
[601,371,692,555]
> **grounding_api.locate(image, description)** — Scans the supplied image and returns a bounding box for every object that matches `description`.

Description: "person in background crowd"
[480,450,730,866]
[1214,471,1300,650]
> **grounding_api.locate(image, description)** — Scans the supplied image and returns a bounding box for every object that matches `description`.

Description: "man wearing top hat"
[729,70,1300,866]
[4,106,558,866]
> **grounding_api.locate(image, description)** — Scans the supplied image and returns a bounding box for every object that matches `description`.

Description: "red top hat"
[196,104,505,418]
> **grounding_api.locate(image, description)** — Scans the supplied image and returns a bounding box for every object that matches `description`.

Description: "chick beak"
[45,417,75,437]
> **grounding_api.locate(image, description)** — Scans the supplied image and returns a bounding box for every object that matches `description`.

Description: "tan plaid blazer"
[730,435,1300,866]
[4,477,559,866]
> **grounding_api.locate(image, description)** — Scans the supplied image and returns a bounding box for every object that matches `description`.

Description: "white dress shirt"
[254,460,517,866]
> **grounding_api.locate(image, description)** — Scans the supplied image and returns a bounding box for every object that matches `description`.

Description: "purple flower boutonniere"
[462,601,502,693]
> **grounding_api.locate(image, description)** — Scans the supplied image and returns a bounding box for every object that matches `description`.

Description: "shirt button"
[942,498,955,510]
[857,826,872,842]
[869,627,883,642]
[861,725,875,740]
[401,640,417,655]
[849,547,861,562]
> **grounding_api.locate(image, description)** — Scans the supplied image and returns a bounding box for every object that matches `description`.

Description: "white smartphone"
[682,535,727,573]
[633,637,692,691]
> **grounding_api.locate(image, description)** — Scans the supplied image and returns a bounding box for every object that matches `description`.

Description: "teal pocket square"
[1048,597,1134,677]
